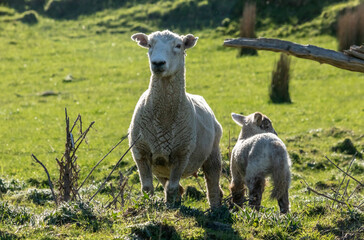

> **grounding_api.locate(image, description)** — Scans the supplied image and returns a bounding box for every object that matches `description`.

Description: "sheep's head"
[131,30,198,77]
[231,112,278,137]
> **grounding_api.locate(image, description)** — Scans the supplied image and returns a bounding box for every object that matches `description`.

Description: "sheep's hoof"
[166,187,181,208]
[142,185,154,195]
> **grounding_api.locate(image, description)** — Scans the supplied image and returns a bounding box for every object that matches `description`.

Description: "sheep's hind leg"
[202,147,223,209]
[247,175,265,211]
[278,189,289,214]
[229,171,246,207]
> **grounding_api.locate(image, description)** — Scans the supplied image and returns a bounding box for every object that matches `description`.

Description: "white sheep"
[129,30,223,208]
[229,112,291,213]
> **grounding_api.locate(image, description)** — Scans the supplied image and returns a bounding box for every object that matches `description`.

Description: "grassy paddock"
[0,7,363,239]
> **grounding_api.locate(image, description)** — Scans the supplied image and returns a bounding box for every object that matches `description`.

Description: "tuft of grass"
[0,178,24,194]
[331,138,362,158]
[129,220,181,240]
[0,201,32,225]
[26,188,54,205]
[44,201,108,231]
[183,186,204,201]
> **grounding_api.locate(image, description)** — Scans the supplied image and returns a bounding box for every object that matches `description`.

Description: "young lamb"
[229,112,291,213]
[129,30,223,208]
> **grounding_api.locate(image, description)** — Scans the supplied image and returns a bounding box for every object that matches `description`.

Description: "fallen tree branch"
[223,37,364,73]
[31,154,58,206]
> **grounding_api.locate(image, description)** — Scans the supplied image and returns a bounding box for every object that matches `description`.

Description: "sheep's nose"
[152,61,166,67]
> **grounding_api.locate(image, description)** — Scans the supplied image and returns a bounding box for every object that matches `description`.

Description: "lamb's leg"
[202,147,223,208]
[133,151,154,195]
[229,161,246,207]
[247,175,265,211]
[278,189,289,214]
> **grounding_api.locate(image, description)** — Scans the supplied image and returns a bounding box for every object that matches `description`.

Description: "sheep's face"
[131,30,198,77]
[231,112,278,136]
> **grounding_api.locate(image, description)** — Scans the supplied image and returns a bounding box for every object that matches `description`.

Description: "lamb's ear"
[183,34,198,49]
[131,33,149,48]
[231,113,246,126]
[253,112,263,126]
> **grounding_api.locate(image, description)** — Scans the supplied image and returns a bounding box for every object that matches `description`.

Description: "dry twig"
[78,134,128,191]
[89,134,141,202]
[325,156,364,187]
[301,180,360,208]
[332,154,356,207]
[31,154,58,206]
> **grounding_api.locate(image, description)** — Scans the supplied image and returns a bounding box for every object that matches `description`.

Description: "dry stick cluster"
[31,108,136,208]
[302,154,364,210]
[106,172,128,209]
[56,109,93,202]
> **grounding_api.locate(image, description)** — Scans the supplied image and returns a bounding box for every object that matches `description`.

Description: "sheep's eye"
[175,44,181,49]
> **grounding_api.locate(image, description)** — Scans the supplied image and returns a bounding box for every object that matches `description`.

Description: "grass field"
[0,1,363,239]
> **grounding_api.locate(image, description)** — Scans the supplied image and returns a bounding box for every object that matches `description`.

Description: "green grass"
[0,1,364,239]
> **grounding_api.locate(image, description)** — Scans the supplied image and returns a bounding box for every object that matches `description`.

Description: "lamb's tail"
[270,154,291,200]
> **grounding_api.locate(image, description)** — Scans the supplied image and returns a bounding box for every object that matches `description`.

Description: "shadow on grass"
[179,205,242,240]
[316,209,364,239]
[129,221,182,240]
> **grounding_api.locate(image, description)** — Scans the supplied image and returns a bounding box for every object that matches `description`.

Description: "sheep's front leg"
[133,150,154,195]
[165,156,188,207]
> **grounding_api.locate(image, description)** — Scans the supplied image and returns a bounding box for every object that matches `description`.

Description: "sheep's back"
[232,133,289,174]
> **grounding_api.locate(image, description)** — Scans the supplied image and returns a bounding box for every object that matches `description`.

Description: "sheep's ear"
[131,33,149,48]
[231,113,246,126]
[183,34,198,49]
[253,112,263,126]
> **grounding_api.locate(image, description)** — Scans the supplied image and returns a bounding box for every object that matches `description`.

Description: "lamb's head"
[131,30,198,77]
[231,112,277,138]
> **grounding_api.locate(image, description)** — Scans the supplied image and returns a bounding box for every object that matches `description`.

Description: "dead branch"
[301,180,361,209]
[89,134,141,202]
[332,155,356,207]
[70,114,81,133]
[78,134,129,191]
[31,154,58,206]
[325,156,364,187]
[344,45,364,60]
[347,183,361,202]
[106,177,128,209]
[223,38,364,73]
